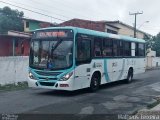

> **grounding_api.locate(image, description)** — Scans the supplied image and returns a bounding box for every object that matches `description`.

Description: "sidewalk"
[146,67,160,71]
[132,96,160,120]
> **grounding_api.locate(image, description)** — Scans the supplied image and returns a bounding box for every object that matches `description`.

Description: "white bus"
[28,27,146,91]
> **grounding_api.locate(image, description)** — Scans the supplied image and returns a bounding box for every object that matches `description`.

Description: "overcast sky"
[0,0,160,35]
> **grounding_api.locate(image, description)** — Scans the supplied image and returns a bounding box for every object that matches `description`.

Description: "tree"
[0,6,24,33]
[152,33,160,57]
[144,37,153,49]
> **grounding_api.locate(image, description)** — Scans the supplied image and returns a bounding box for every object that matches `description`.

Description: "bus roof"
[35,26,146,43]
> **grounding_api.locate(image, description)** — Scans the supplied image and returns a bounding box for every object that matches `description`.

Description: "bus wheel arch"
[89,71,101,92]
[126,67,134,83]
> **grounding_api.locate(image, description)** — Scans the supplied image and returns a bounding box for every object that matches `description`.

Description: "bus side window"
[113,40,118,56]
[94,37,102,57]
[135,43,139,56]
[76,37,91,64]
[103,38,113,57]
[138,43,145,56]
[119,40,123,56]
[124,42,131,56]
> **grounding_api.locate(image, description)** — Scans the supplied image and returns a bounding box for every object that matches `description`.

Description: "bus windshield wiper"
[51,39,62,52]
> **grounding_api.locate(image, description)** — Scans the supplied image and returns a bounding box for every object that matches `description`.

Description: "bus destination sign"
[36,31,67,38]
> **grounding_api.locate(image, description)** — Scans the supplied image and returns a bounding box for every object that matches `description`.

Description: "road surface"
[0,69,160,120]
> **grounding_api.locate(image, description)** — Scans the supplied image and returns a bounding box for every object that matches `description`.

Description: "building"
[59,18,119,34]
[0,31,31,56]
[0,18,57,57]
[146,49,160,69]
[23,18,55,32]
[59,18,151,39]
[106,21,151,39]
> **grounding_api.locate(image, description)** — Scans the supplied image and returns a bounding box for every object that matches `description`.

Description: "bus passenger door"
[74,35,92,90]
[104,59,113,82]
[74,63,91,89]
[103,38,113,82]
[112,59,124,81]
[112,40,125,81]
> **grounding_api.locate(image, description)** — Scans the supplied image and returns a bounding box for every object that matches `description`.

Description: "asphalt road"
[0,69,160,119]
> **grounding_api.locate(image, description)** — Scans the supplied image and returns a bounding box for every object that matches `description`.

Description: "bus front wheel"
[89,73,100,92]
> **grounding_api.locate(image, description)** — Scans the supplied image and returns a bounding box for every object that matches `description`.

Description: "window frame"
[103,38,113,57]
[26,21,29,28]
[138,43,145,57]
[113,39,119,57]
[123,41,131,57]
[75,33,145,59]
[94,37,103,58]
[76,34,92,65]
[118,40,124,57]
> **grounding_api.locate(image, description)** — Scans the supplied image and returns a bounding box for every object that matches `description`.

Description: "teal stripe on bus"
[104,59,110,82]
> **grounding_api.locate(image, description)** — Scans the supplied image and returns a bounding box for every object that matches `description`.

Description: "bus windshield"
[30,39,73,70]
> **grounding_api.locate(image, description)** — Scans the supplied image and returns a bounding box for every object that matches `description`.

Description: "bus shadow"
[36,88,91,97]
[36,79,140,97]
[100,79,140,90]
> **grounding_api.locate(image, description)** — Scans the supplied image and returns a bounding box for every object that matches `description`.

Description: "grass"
[147,100,160,109]
[0,82,28,92]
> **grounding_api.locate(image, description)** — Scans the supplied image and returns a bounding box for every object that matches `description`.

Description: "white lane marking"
[79,106,94,114]
[148,82,160,92]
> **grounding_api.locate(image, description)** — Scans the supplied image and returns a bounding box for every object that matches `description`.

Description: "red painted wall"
[0,36,30,56]
[0,36,13,56]
[15,39,30,56]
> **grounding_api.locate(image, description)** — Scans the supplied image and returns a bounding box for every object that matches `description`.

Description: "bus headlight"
[29,72,37,80]
[60,72,73,81]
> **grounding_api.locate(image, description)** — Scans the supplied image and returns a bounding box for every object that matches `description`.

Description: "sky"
[0,0,160,35]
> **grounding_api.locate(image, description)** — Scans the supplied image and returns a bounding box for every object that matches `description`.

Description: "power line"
[5,0,71,19]
[47,0,108,20]
[0,1,66,22]
[31,0,111,23]
[129,11,143,38]
[30,0,102,20]
[30,0,90,19]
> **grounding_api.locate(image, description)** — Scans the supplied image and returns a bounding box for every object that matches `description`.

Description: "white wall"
[152,57,160,67]
[147,49,156,57]
[146,57,160,69]
[0,56,29,85]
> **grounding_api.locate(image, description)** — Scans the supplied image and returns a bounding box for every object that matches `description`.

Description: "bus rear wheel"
[90,73,100,92]
[125,68,133,83]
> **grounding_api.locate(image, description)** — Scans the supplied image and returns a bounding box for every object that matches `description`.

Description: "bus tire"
[125,68,133,83]
[89,73,100,92]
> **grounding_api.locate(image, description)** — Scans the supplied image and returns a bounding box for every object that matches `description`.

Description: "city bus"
[28,27,146,92]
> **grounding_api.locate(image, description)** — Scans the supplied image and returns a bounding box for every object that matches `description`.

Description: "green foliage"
[0,82,28,92]
[0,6,24,33]
[145,37,154,50]
[152,33,160,56]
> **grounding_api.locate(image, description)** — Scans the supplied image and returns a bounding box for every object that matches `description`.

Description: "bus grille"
[39,82,55,86]
[35,71,62,76]
[39,77,57,81]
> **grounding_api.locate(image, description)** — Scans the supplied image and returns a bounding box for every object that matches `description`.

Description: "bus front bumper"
[28,77,74,91]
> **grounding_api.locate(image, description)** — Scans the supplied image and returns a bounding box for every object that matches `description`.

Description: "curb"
[146,67,160,71]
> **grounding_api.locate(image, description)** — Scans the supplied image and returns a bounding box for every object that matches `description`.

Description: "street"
[0,69,160,119]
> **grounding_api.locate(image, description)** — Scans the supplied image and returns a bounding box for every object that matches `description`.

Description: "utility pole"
[129,11,143,38]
